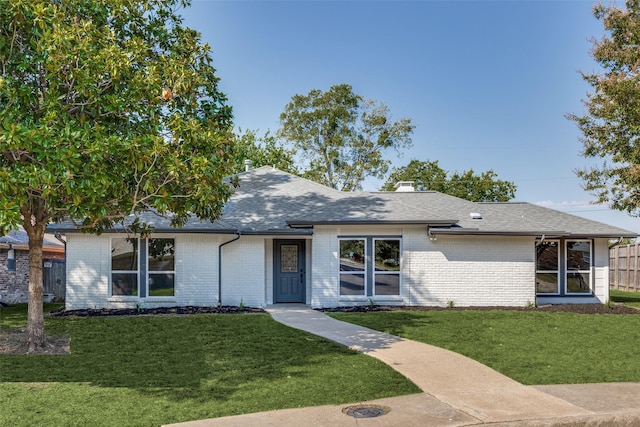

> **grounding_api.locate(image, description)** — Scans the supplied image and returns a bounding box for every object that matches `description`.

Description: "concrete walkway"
[165,305,640,426]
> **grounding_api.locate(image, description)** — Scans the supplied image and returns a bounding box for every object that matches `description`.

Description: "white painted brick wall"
[173,234,220,307]
[66,233,225,310]
[220,236,265,307]
[593,238,610,303]
[66,234,110,310]
[310,226,536,308]
[304,239,312,304]
[264,238,274,305]
[65,229,609,310]
[311,227,339,308]
[404,231,535,307]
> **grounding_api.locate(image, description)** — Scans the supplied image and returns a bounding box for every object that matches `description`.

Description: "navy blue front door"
[274,240,305,303]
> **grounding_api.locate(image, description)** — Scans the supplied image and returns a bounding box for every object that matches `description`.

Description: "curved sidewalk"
[166,305,640,426]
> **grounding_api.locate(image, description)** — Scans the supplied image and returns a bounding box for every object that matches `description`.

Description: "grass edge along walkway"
[0,306,419,427]
[328,308,640,385]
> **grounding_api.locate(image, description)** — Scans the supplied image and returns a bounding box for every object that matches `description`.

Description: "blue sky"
[180,0,639,234]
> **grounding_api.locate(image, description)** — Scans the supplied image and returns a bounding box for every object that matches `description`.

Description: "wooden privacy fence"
[610,243,639,292]
[43,259,66,301]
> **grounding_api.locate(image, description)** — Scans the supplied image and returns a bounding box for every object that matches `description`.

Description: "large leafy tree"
[277,84,414,191]
[567,0,640,216]
[229,129,298,174]
[381,159,517,202]
[0,0,233,352]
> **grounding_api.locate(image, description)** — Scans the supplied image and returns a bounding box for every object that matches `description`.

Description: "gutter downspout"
[54,232,67,295]
[218,231,241,306]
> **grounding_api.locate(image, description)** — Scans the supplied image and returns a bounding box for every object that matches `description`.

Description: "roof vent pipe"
[244,159,253,172]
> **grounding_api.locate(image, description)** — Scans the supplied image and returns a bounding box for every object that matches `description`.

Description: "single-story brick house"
[48,166,637,310]
[0,227,65,304]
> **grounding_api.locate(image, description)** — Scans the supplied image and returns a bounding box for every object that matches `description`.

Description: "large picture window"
[111,237,175,297]
[535,239,592,296]
[339,237,401,297]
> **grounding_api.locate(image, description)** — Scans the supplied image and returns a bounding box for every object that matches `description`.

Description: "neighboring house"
[0,227,66,304]
[48,166,637,310]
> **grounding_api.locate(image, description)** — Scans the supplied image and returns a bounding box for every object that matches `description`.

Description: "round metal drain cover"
[343,405,390,418]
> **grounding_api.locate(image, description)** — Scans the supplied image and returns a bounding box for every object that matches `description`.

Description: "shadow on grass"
[611,290,640,304]
[1,313,411,406]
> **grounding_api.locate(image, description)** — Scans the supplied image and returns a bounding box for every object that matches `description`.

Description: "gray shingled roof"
[47,166,637,238]
[472,202,637,238]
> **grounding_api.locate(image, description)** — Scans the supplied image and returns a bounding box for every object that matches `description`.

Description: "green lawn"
[328,309,640,385]
[611,289,640,308]
[0,305,419,427]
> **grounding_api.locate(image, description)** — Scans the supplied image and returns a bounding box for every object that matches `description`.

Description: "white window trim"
[338,238,367,297]
[146,238,176,298]
[535,239,560,295]
[564,239,592,295]
[110,237,140,299]
[372,238,402,298]
[338,237,403,300]
[110,237,176,299]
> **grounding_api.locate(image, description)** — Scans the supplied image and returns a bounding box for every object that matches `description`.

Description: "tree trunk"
[24,217,47,352]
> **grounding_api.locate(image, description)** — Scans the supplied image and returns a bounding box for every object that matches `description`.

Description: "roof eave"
[287,219,459,228]
[428,229,638,238]
[47,224,314,236]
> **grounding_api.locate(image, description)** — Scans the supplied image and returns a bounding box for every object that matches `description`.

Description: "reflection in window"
[340,240,365,295]
[566,241,591,294]
[536,241,559,294]
[111,237,175,297]
[148,238,175,297]
[340,273,365,296]
[111,238,138,296]
[535,240,593,295]
[374,239,400,295]
[339,238,401,297]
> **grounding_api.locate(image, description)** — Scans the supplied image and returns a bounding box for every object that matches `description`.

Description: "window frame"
[565,240,592,295]
[111,237,140,297]
[110,237,176,299]
[535,240,560,295]
[535,239,594,297]
[372,238,401,297]
[338,236,402,300]
[339,238,367,297]
[147,238,176,298]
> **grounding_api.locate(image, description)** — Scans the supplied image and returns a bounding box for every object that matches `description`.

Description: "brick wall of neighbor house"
[220,235,265,307]
[0,249,30,304]
[310,226,536,308]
